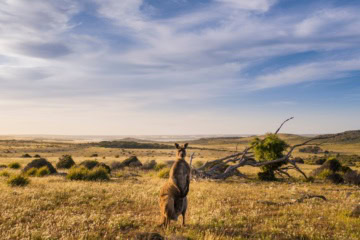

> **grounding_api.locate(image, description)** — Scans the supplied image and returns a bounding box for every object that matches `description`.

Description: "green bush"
[67,166,110,181]
[67,167,89,181]
[155,163,167,171]
[25,168,38,176]
[326,173,344,184]
[56,155,75,169]
[0,171,10,177]
[194,161,204,168]
[318,169,333,179]
[258,170,276,181]
[157,168,170,178]
[8,162,21,169]
[87,167,110,181]
[80,160,99,170]
[7,174,30,187]
[323,158,342,172]
[251,133,288,181]
[36,166,51,177]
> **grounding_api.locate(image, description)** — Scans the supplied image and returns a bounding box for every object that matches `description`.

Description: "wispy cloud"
[0,0,359,134]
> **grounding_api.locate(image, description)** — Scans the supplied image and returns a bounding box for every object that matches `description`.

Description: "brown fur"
[159,143,190,227]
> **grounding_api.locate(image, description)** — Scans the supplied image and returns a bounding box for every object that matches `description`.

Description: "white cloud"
[0,0,360,133]
[215,0,277,12]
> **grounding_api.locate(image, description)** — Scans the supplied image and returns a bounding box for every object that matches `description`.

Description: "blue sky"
[0,0,359,135]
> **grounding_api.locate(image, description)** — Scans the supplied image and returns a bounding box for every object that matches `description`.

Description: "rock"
[23,158,57,174]
[122,156,142,167]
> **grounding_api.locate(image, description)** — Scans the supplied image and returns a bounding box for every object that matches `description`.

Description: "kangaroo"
[159,143,191,227]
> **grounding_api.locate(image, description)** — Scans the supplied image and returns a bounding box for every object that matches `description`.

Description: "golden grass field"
[0,137,360,240]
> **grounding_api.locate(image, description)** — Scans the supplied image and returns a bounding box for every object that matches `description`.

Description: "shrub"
[341,166,352,173]
[80,160,111,173]
[141,160,157,170]
[23,158,57,174]
[293,157,304,164]
[315,158,326,165]
[258,170,276,181]
[305,176,315,183]
[36,166,51,177]
[90,153,98,157]
[34,154,41,158]
[87,167,110,181]
[25,168,38,176]
[323,158,342,172]
[122,156,142,167]
[8,162,21,169]
[67,167,89,181]
[158,168,170,178]
[0,171,10,177]
[326,173,344,184]
[111,161,124,170]
[318,169,333,179]
[115,155,120,158]
[251,133,288,181]
[344,170,360,185]
[7,174,30,187]
[155,163,167,171]
[194,161,204,168]
[80,160,99,170]
[56,155,75,169]
[66,166,110,181]
[21,154,32,158]
[0,164,8,169]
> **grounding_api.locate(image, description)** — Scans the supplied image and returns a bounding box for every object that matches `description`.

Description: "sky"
[0,0,360,135]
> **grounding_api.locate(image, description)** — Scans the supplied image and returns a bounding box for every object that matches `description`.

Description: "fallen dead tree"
[191,117,347,180]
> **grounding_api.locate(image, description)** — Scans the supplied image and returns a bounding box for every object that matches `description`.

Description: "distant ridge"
[318,130,360,143]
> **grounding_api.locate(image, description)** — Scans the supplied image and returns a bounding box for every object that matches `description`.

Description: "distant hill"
[318,130,360,143]
[94,141,173,149]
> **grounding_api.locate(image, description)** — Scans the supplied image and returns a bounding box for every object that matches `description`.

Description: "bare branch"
[275,117,294,134]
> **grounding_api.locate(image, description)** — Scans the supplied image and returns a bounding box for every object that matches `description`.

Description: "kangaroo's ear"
[175,143,180,149]
[184,143,188,149]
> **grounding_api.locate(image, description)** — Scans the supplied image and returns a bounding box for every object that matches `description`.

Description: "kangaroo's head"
[175,143,188,160]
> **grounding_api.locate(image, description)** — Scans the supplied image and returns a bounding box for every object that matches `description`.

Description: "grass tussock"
[154,163,167,171]
[157,168,170,178]
[0,170,10,177]
[25,166,51,177]
[7,174,30,187]
[8,162,21,169]
[67,166,110,181]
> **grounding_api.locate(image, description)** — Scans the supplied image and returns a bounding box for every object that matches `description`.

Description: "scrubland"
[0,137,360,240]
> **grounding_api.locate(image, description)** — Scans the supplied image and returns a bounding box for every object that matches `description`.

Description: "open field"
[1,135,360,239]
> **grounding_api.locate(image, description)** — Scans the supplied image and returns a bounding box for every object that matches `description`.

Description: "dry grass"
[0,139,360,239]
